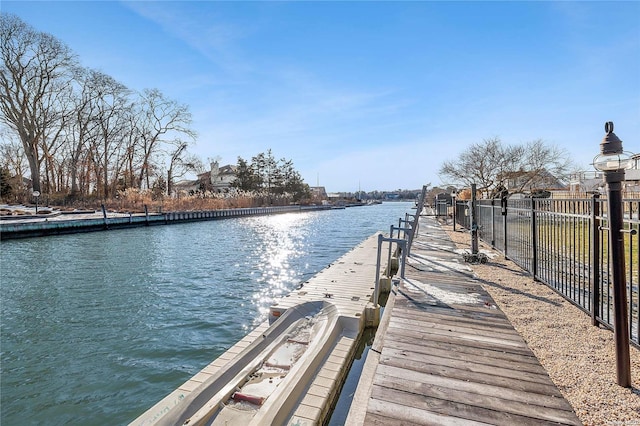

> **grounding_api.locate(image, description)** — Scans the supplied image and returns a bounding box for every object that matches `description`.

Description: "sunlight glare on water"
[247,212,314,320]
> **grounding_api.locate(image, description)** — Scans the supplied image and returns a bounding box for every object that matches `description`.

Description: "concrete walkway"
[347,215,581,425]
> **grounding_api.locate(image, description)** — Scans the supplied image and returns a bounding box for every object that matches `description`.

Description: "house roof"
[197,164,237,180]
[501,169,567,190]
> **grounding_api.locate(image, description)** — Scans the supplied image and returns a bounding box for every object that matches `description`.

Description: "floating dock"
[131,233,389,426]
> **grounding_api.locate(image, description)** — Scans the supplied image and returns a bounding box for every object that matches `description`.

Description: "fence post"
[531,198,538,280]
[453,198,457,232]
[491,199,496,248]
[502,195,508,257]
[374,234,383,306]
[471,184,478,255]
[591,193,601,327]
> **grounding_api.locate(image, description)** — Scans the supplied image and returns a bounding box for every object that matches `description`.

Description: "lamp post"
[592,121,632,387]
[451,190,457,232]
[32,190,40,215]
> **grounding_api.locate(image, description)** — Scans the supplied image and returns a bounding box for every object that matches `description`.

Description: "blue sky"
[3,1,639,192]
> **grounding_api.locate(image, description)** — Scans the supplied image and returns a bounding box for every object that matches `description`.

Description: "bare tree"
[1,14,204,201]
[87,71,131,199]
[509,139,574,193]
[439,137,520,194]
[39,74,76,194]
[0,129,27,177]
[439,137,574,196]
[135,88,196,190]
[63,67,104,197]
[166,141,202,196]
[120,112,143,191]
[0,13,77,193]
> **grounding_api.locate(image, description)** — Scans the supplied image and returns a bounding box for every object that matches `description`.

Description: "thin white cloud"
[122,1,255,75]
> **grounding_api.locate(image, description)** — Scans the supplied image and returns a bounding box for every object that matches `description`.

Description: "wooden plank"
[379,348,561,393]
[366,397,491,426]
[386,319,528,350]
[394,289,507,319]
[386,316,524,344]
[385,338,545,372]
[390,309,516,336]
[391,305,512,328]
[374,361,577,422]
[369,385,575,426]
[383,322,534,357]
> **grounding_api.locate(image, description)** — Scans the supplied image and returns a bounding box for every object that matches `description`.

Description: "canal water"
[1,201,415,425]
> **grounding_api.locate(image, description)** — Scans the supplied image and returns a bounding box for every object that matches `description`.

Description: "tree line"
[0,13,201,201]
[229,149,310,201]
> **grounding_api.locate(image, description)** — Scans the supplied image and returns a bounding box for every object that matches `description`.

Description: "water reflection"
[246,213,311,321]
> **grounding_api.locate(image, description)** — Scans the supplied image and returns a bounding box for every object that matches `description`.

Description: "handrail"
[398,218,412,239]
[374,234,407,306]
[371,185,428,306]
[388,225,411,272]
[407,185,428,254]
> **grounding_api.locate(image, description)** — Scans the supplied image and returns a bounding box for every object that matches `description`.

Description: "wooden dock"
[347,215,581,425]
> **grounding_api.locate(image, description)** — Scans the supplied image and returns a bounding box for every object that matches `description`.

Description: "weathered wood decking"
[347,215,581,425]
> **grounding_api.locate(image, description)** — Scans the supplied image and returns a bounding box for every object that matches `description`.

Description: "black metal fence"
[454,196,640,346]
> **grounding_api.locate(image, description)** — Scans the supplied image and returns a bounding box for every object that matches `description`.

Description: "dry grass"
[34,189,308,213]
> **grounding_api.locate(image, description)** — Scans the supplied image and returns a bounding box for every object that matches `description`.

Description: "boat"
[147,301,356,426]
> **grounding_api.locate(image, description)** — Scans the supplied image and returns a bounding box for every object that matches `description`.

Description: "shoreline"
[0,205,334,240]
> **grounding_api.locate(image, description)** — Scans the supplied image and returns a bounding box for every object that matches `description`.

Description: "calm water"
[1,202,414,425]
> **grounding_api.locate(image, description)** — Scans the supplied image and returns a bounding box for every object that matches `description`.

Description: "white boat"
[151,301,352,426]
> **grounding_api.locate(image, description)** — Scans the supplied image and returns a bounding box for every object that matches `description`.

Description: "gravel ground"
[442,223,640,426]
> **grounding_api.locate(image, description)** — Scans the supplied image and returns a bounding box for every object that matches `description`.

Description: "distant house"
[172,161,237,196]
[569,153,640,195]
[501,169,567,194]
[568,171,604,194]
[627,153,640,187]
[197,161,237,193]
[310,186,328,200]
[173,179,199,194]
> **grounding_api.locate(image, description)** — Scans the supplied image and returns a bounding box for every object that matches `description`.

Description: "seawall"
[0,205,334,240]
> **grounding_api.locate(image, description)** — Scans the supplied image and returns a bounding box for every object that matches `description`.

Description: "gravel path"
[443,223,640,426]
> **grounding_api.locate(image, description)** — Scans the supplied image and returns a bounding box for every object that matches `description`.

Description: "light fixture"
[32,190,40,215]
[593,122,633,172]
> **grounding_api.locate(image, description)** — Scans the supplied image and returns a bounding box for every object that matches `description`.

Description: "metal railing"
[454,195,640,346]
[407,185,428,254]
[372,184,429,305]
[435,200,449,217]
[374,235,407,305]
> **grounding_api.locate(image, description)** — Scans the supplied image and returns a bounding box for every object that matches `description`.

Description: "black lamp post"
[592,121,632,387]
[32,190,40,215]
[451,190,457,232]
